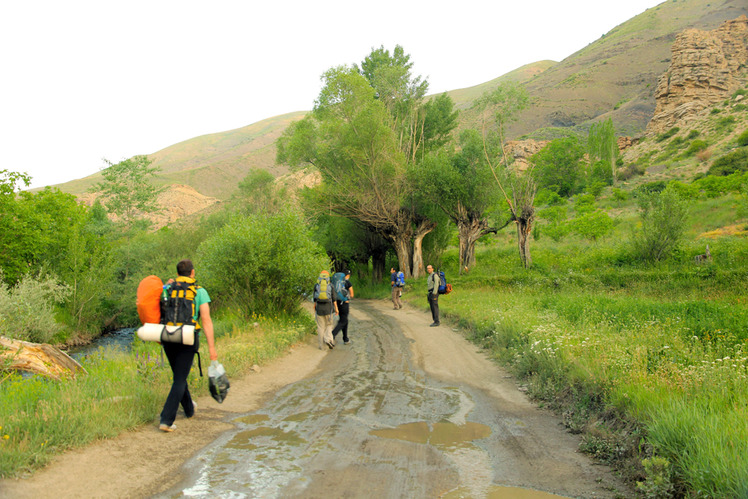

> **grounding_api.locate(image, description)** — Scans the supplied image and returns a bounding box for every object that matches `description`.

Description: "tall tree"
[532,137,586,197]
[279,47,458,279]
[278,66,416,276]
[416,130,502,273]
[473,83,535,268]
[588,118,618,185]
[90,155,162,228]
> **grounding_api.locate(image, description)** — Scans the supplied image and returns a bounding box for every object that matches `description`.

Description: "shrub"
[572,210,614,241]
[633,187,689,261]
[612,188,629,201]
[683,139,708,157]
[737,129,748,147]
[686,130,700,140]
[197,211,329,316]
[656,127,680,142]
[0,273,70,343]
[708,148,748,176]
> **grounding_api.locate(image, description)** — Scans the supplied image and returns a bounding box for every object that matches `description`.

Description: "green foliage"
[0,273,70,343]
[573,193,596,214]
[683,139,708,157]
[612,188,629,202]
[535,188,565,207]
[655,127,679,142]
[587,118,617,183]
[693,171,748,197]
[636,456,675,498]
[714,115,736,133]
[89,155,162,227]
[738,129,748,147]
[633,187,689,261]
[234,169,288,215]
[707,148,748,176]
[532,137,585,197]
[571,210,614,241]
[198,211,329,316]
[686,129,700,140]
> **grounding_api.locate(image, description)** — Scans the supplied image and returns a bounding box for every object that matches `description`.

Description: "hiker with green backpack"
[313,270,339,350]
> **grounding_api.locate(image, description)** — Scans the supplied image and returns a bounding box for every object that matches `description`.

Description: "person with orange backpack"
[158,259,218,432]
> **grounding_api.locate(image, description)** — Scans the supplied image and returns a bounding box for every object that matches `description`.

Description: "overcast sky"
[1,0,665,189]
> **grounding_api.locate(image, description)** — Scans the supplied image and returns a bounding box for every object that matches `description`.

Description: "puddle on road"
[443,485,568,498]
[370,421,491,449]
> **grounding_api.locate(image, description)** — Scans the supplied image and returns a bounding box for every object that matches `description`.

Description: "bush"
[656,127,680,143]
[0,273,70,343]
[683,139,708,157]
[633,188,689,261]
[708,148,748,176]
[737,129,748,147]
[197,211,329,316]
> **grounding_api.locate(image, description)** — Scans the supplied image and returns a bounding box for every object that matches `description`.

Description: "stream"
[68,327,137,360]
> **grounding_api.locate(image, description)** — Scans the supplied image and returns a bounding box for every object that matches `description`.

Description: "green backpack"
[314,271,332,302]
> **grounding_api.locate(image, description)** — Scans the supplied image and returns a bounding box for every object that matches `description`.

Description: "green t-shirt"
[194,287,210,322]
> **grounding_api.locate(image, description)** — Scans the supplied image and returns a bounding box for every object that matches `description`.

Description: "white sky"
[1,0,664,189]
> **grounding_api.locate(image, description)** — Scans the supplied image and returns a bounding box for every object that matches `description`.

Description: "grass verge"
[0,311,314,478]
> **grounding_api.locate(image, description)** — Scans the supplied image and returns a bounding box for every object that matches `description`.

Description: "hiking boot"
[159,423,177,432]
[325,340,335,349]
[344,339,351,345]
[430,322,440,327]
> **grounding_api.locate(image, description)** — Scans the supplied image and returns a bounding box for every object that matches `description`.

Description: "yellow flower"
[2,435,9,440]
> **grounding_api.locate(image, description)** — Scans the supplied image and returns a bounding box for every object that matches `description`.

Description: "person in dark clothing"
[159,259,218,432]
[332,270,354,344]
[426,264,440,327]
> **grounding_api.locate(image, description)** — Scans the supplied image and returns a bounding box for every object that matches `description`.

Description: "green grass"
[402,231,748,496]
[0,311,314,478]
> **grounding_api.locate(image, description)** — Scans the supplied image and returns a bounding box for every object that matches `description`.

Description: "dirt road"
[1,300,630,498]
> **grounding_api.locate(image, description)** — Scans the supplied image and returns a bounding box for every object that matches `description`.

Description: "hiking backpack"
[437,270,452,295]
[160,280,200,328]
[396,271,405,287]
[332,271,349,303]
[314,271,332,302]
[136,275,164,324]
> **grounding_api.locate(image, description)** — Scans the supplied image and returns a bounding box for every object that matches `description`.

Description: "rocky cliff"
[647,15,748,134]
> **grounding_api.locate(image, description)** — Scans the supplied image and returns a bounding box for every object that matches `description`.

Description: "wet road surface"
[158,300,626,498]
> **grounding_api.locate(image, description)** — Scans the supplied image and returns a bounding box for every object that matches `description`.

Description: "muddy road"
[2,300,629,498]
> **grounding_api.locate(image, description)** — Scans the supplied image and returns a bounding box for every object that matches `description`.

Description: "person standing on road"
[314,270,338,350]
[426,265,440,327]
[332,269,354,345]
[159,259,219,432]
[390,267,402,310]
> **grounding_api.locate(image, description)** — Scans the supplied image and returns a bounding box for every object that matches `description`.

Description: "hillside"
[53,0,748,206]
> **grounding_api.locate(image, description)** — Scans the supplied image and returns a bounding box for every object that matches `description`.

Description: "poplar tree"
[588,118,618,185]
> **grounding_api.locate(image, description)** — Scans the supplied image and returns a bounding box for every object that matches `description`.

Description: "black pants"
[160,336,199,425]
[428,292,440,324]
[332,301,350,342]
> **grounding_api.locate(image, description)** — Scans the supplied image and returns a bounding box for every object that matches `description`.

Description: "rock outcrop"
[647,15,748,134]
[503,139,550,170]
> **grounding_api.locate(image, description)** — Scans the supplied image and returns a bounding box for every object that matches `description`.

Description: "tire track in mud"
[159,300,629,498]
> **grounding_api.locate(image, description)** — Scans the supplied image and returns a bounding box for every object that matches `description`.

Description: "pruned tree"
[473,83,535,268]
[415,130,502,273]
[278,46,458,279]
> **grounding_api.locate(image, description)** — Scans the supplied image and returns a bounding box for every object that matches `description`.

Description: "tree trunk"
[516,214,534,269]
[457,214,494,274]
[0,336,87,380]
[391,234,412,279]
[412,218,436,279]
[371,248,387,284]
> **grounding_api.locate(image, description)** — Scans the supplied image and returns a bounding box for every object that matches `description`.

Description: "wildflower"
[2,435,8,440]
